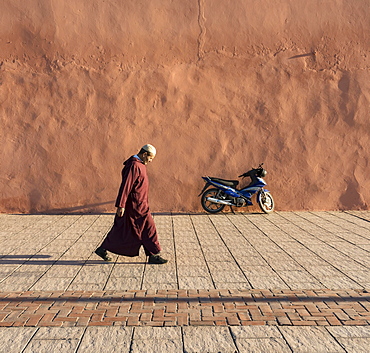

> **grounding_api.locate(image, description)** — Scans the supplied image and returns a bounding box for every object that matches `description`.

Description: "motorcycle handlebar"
[239,163,265,178]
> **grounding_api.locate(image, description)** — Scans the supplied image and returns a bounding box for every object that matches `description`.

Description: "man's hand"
[116,207,125,217]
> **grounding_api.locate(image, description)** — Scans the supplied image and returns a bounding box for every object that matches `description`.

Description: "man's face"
[142,152,155,165]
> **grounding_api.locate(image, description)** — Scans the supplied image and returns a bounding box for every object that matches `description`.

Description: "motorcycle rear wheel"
[257,191,275,214]
[201,188,226,213]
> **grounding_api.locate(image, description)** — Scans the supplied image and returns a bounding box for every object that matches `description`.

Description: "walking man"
[95,144,168,264]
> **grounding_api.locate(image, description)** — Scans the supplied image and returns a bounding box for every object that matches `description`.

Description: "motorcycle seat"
[209,177,239,188]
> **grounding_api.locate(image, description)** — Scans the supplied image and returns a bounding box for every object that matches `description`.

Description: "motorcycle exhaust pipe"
[206,197,233,205]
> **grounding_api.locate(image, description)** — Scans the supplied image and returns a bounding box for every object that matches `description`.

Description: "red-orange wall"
[1,0,369,213]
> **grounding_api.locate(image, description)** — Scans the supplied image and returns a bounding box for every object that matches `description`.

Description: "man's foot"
[95,247,112,262]
[148,254,168,264]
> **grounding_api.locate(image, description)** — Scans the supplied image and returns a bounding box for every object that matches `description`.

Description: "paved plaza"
[0,210,369,352]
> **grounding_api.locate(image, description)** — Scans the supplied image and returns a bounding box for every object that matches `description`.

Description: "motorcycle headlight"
[259,169,267,177]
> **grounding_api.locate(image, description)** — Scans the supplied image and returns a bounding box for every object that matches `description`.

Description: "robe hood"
[123,155,143,166]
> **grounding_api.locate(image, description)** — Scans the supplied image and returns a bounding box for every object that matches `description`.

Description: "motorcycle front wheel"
[201,188,226,214]
[257,190,275,214]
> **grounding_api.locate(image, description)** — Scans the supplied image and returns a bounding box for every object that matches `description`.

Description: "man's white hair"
[141,144,156,155]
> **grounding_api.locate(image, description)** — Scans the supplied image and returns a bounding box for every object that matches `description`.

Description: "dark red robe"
[101,156,161,257]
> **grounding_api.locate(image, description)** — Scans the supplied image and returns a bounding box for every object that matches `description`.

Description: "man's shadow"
[0,255,146,265]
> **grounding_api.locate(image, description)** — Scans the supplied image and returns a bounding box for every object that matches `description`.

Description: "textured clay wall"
[1,0,369,213]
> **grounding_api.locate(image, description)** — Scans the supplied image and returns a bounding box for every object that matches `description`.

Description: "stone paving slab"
[1,325,370,352]
[1,211,369,292]
[0,210,369,352]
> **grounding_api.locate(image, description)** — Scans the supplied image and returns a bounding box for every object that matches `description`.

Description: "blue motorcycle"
[199,163,274,214]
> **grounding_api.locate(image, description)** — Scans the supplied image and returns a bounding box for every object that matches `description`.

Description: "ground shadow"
[289,52,315,59]
[0,255,51,259]
[0,258,145,265]
[152,211,263,216]
[22,200,116,215]
[0,294,368,303]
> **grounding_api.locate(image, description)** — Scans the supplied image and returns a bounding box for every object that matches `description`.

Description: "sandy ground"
[1,0,369,213]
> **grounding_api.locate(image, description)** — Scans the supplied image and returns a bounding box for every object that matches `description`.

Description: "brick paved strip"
[0,289,369,327]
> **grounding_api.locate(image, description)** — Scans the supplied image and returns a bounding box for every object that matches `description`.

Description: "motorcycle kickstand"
[229,206,236,214]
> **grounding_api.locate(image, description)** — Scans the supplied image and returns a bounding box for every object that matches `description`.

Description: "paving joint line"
[344,210,370,223]
[261,211,334,287]
[189,215,217,290]
[275,211,367,288]
[32,215,109,290]
[32,215,106,292]
[236,213,293,288]
[170,212,180,291]
[211,214,254,288]
[19,325,39,353]
[323,211,370,241]
[293,211,369,279]
[0,215,73,283]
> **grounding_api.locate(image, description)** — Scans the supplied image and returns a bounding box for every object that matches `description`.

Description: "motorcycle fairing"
[211,181,240,198]
[238,177,269,199]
